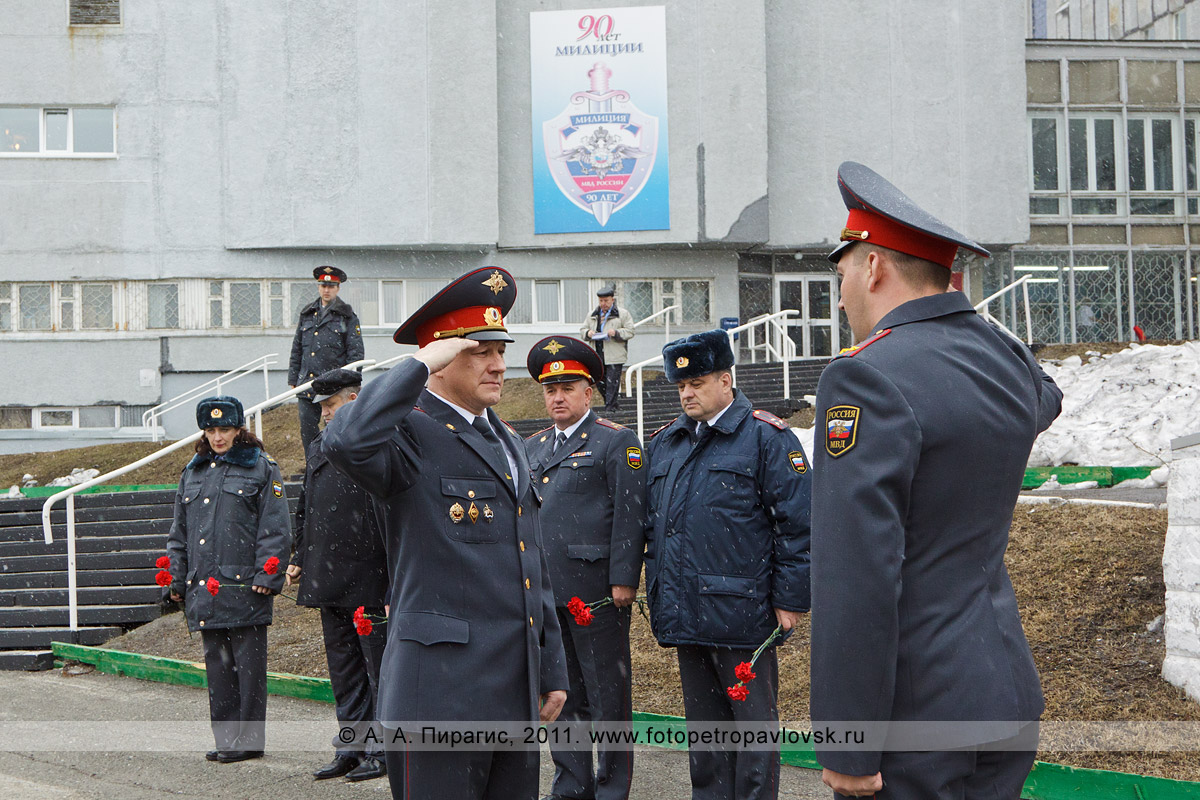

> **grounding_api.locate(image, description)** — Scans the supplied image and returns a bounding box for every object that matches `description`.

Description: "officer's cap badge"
[543,339,565,355]
[482,271,509,295]
[550,361,564,373]
[484,307,503,326]
[675,356,689,369]
[211,408,223,419]
[825,405,860,458]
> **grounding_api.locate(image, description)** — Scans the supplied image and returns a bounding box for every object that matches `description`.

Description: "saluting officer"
[644,330,811,800]
[809,162,1063,799]
[289,266,365,456]
[165,395,291,763]
[323,267,567,800]
[525,336,645,800]
[287,368,389,783]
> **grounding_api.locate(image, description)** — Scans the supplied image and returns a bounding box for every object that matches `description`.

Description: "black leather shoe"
[205,750,219,762]
[345,755,387,782]
[313,754,360,779]
[217,750,264,763]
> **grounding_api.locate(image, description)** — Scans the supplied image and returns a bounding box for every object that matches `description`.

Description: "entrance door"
[775,276,839,357]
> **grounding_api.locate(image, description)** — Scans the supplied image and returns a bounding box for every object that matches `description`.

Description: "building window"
[339,281,380,326]
[229,282,262,327]
[0,408,31,429]
[608,279,713,325]
[78,406,118,428]
[147,283,179,329]
[34,408,77,429]
[1029,116,1062,215]
[382,281,405,325]
[69,1,121,25]
[58,284,76,330]
[0,107,115,156]
[209,281,224,327]
[680,281,711,324]
[1067,115,1120,215]
[0,285,10,331]
[19,284,53,330]
[1128,116,1178,214]
[80,283,114,329]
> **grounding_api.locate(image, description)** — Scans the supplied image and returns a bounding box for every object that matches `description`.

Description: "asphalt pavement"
[0,669,830,799]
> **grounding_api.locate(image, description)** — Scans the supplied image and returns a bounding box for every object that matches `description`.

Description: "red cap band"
[416,306,505,347]
[317,274,342,283]
[539,359,592,383]
[843,208,959,269]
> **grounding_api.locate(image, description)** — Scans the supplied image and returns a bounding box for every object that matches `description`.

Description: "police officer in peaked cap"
[289,266,365,457]
[322,267,568,800]
[525,336,644,800]
[809,162,1063,799]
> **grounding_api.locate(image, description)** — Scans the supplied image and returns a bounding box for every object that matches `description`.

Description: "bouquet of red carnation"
[354,605,387,636]
[726,625,784,702]
[263,556,280,575]
[567,595,610,626]
[153,555,173,588]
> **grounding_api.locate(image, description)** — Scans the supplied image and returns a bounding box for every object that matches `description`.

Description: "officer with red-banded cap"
[322,267,567,800]
[810,162,1062,799]
[289,265,364,456]
[525,336,644,800]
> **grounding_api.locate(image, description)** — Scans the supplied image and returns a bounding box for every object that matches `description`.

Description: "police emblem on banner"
[542,62,659,228]
[825,406,860,458]
[626,446,642,469]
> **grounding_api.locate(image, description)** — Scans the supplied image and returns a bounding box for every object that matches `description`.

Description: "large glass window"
[0,107,115,155]
[0,108,38,153]
[338,281,379,326]
[1128,116,1178,214]
[147,283,179,329]
[1067,115,1119,214]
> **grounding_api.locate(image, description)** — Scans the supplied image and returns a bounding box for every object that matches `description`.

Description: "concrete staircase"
[508,358,831,439]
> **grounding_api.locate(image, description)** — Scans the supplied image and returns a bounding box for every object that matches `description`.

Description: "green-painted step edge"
[51,642,1199,798]
[20,484,178,498]
[1022,466,1156,489]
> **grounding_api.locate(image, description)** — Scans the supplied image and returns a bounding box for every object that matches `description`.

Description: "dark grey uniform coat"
[323,359,568,726]
[166,444,292,633]
[288,296,365,397]
[292,429,388,608]
[526,411,645,604]
[810,291,1062,776]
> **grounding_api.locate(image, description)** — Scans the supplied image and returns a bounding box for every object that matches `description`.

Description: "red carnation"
[567,596,587,615]
[263,556,280,575]
[574,607,595,627]
[354,606,365,624]
[356,618,373,636]
[206,577,220,596]
[155,556,170,569]
[726,684,749,702]
[154,570,172,587]
[734,662,756,683]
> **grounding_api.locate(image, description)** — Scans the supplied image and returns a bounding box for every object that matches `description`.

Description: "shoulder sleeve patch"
[825,405,861,457]
[648,421,672,439]
[752,409,788,430]
[834,328,892,359]
[625,446,642,469]
[787,450,809,474]
[596,417,625,430]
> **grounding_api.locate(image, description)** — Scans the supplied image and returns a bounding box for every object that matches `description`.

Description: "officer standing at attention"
[323,267,567,800]
[286,368,389,783]
[809,162,1063,799]
[525,336,645,800]
[165,396,291,763]
[643,330,811,800]
[289,266,365,456]
[580,285,635,412]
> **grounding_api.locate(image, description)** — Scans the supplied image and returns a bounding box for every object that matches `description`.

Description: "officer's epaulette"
[527,425,554,441]
[265,454,277,466]
[499,418,519,436]
[835,328,892,359]
[752,409,788,430]
[595,417,625,430]
[648,421,672,439]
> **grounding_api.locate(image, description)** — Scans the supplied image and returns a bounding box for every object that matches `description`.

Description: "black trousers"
[598,361,624,410]
[549,604,634,800]
[845,724,1039,800]
[383,731,539,800]
[298,397,322,457]
[677,644,780,800]
[201,625,268,752]
[321,605,386,757]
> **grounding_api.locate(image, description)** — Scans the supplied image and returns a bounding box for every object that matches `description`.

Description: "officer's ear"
[347,392,358,402]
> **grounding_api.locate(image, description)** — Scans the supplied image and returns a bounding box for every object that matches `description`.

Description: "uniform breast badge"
[449,502,466,523]
[482,504,494,522]
[468,502,480,524]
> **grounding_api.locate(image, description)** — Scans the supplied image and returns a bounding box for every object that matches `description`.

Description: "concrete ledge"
[49,643,1200,798]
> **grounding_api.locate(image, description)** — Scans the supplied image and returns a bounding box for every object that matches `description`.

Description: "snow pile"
[794,426,816,466]
[1031,342,1200,468]
[47,468,100,488]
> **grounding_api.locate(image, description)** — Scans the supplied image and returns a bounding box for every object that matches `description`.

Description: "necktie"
[472,416,508,472]
[553,431,567,454]
[692,421,711,446]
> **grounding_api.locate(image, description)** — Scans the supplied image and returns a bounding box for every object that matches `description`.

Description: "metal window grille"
[69,1,120,25]
[147,283,179,329]
[620,280,654,322]
[209,281,224,328]
[229,282,262,327]
[80,283,114,329]
[19,284,52,330]
[680,281,711,324]
[58,284,76,330]
[290,282,314,323]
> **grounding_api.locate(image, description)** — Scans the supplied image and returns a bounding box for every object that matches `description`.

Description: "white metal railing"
[975,275,1034,345]
[142,354,278,443]
[41,354,411,632]
[622,310,799,442]
[631,304,682,345]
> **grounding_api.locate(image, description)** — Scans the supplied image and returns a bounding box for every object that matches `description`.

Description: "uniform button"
[572,461,578,467]
[468,490,475,498]
[209,462,216,469]
[237,489,243,495]
[203,498,210,504]
[518,506,523,516]
[199,620,205,627]
[186,579,192,585]
[542,476,549,484]
[581,433,588,439]
[199,538,205,545]
[525,579,530,589]
[235,574,241,579]
[529,617,534,627]
[520,541,525,552]
[184,497,190,502]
